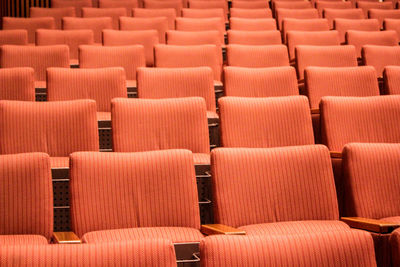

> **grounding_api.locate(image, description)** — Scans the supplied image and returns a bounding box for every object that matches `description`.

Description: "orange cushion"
[0,235,48,245]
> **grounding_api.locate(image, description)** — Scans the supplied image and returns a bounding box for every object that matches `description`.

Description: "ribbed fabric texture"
[287,30,340,60]
[0,240,177,267]
[323,9,364,28]
[276,8,319,29]
[82,8,127,30]
[363,45,400,78]
[111,97,210,153]
[0,153,53,241]
[346,30,398,58]
[0,100,99,156]
[295,45,358,80]
[2,17,55,44]
[0,45,70,82]
[230,8,272,18]
[99,0,138,15]
[200,231,376,267]
[155,44,221,81]
[175,18,225,43]
[384,18,400,40]
[182,8,225,20]
[226,44,289,67]
[188,1,228,20]
[305,66,380,109]
[219,96,314,148]
[369,9,400,27]
[357,1,393,18]
[316,1,352,17]
[282,18,330,43]
[49,157,70,168]
[47,67,127,113]
[0,67,35,101]
[231,1,267,9]
[30,7,75,30]
[79,45,145,81]
[51,0,92,17]
[224,66,298,97]
[133,8,176,30]
[227,30,282,45]
[119,17,168,43]
[36,29,94,61]
[137,67,216,113]
[274,1,312,10]
[62,17,112,44]
[143,0,182,17]
[320,95,400,151]
[384,66,400,94]
[82,227,204,243]
[0,235,48,245]
[334,18,380,43]
[229,18,276,31]
[0,30,28,46]
[70,150,200,237]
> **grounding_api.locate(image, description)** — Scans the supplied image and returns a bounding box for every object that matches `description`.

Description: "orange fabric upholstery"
[70,150,201,238]
[82,8,127,30]
[384,18,400,40]
[321,95,400,151]
[181,8,225,20]
[274,1,313,10]
[0,30,28,46]
[226,44,289,67]
[99,0,138,15]
[282,18,330,44]
[30,7,75,29]
[369,9,400,27]
[175,17,225,43]
[227,30,282,45]
[229,8,272,18]
[2,17,55,44]
[36,29,94,61]
[102,29,158,66]
[0,45,70,83]
[51,0,92,17]
[144,0,182,16]
[62,17,112,44]
[154,44,221,81]
[0,235,48,245]
[323,8,364,28]
[0,240,177,267]
[0,68,35,101]
[316,1,352,17]
[346,30,398,58]
[219,96,314,147]
[229,18,277,31]
[334,18,380,43]
[188,0,228,20]
[305,66,380,109]
[0,100,99,156]
[224,66,298,97]
[295,45,358,80]
[362,45,400,77]
[357,1,393,18]
[384,66,400,94]
[111,97,210,154]
[231,0,268,9]
[276,8,319,29]
[390,229,400,266]
[0,153,53,242]
[119,16,168,43]
[133,8,176,29]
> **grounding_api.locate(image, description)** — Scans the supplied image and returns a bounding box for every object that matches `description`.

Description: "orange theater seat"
[368,9,400,28]
[30,7,76,29]
[384,18,400,40]
[119,16,168,43]
[316,1,352,17]
[82,7,127,30]
[51,0,92,17]
[144,0,182,15]
[133,8,176,29]
[0,68,35,101]
[282,18,330,44]
[362,45,400,77]
[323,8,364,28]
[276,8,319,29]
[384,66,400,94]
[99,0,138,15]
[62,17,113,44]
[334,18,380,44]
[226,44,289,67]
[229,8,272,18]
[357,1,393,18]
[181,8,225,21]
[346,30,398,58]
[227,30,282,45]
[188,0,228,20]
[175,17,225,43]
[0,30,28,46]
[2,17,55,44]
[229,18,277,31]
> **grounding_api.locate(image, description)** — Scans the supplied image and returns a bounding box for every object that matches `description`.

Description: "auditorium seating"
[175,17,225,43]
[276,8,319,29]
[0,30,28,46]
[82,7,127,30]
[346,30,398,58]
[119,16,168,43]
[368,9,400,27]
[323,8,364,28]
[316,1,353,18]
[133,8,176,30]
[144,0,183,16]
[362,45,400,77]
[30,7,76,29]
[384,18,400,40]
[357,1,393,18]
[384,66,400,94]
[62,17,112,44]
[282,18,330,43]
[231,0,268,9]
[51,0,92,17]
[334,18,380,44]
[181,8,225,21]
[274,1,313,11]
[229,8,272,18]
[99,0,138,15]
[2,17,55,44]
[229,18,277,31]
[188,0,228,20]
[0,68,35,101]
[226,44,289,67]
[227,30,282,45]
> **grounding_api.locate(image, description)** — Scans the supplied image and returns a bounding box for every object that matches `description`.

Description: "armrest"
[341,217,400,234]
[201,224,246,236]
[311,108,319,115]
[52,232,81,244]
[330,151,342,158]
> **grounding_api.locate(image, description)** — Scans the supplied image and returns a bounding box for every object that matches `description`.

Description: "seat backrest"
[219,96,314,148]
[224,66,299,97]
[295,45,358,80]
[362,45,400,78]
[99,0,138,15]
[181,8,225,20]
[384,18,400,40]
[229,18,277,31]
[175,17,225,43]
[323,8,364,28]
[316,1,352,17]
[2,17,55,44]
[79,45,145,81]
[188,0,228,20]
[36,29,94,60]
[112,97,210,153]
[274,1,313,10]
[368,9,400,27]
[133,8,176,30]
[334,18,380,43]
[276,8,319,29]
[0,67,35,101]
[321,95,400,151]
[30,7,76,29]
[231,0,268,9]
[357,1,393,18]
[0,152,53,240]
[82,7,127,30]
[211,145,338,227]
[144,0,182,16]
[0,45,70,82]
[137,67,216,112]
[119,16,168,43]
[0,30,28,46]
[51,0,92,17]
[229,8,272,18]
[227,30,282,45]
[282,18,330,44]
[384,66,400,94]
[346,30,398,57]
[62,17,112,43]
[226,44,289,68]
[0,99,99,156]
[305,66,380,109]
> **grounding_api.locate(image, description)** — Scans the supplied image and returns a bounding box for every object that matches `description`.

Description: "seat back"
[316,1,352,17]
[282,18,330,43]
[229,18,277,31]
[144,0,183,16]
[99,0,138,15]
[384,66,400,94]
[175,17,225,43]
[334,18,380,43]
[188,0,228,20]
[2,17,55,44]
[226,44,289,67]
[357,1,393,18]
[229,8,272,18]
[0,30,28,46]
[181,8,225,20]
[323,8,364,28]
[384,18,400,40]
[276,8,319,29]
[133,8,176,30]
[30,7,76,29]
[82,8,127,30]
[362,45,400,78]
[346,30,398,58]
[227,30,282,45]
[368,9,400,27]
[119,16,168,43]
[231,0,268,9]
[51,0,92,17]
[0,68,35,101]
[62,17,113,44]
[274,1,313,10]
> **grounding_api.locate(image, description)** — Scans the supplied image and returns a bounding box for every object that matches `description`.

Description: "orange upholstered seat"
[368,9,400,27]
[229,18,277,31]
[323,8,364,28]
[0,30,28,46]
[226,44,289,67]
[231,0,268,9]
[175,17,225,43]
[346,30,398,57]
[334,18,380,43]
[282,18,330,43]
[188,0,228,20]
[316,1,352,17]
[384,18,400,40]
[30,7,75,29]
[357,1,393,18]
[384,66,400,94]
[362,45,400,77]
[82,8,127,30]
[274,1,312,11]
[144,0,182,15]
[51,0,92,17]
[99,0,138,15]
[276,8,319,29]
[227,30,282,45]
[181,8,225,21]
[62,17,112,44]
[0,68,35,101]
[229,8,272,18]
[2,17,55,44]
[119,16,168,43]
[133,8,176,29]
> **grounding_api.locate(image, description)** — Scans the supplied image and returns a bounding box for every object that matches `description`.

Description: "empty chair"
[111,98,210,165]
[357,1,392,18]
[175,17,225,43]
[0,30,28,46]
[0,68,35,101]
[274,1,313,10]
[79,45,145,89]
[384,18,400,40]
[224,66,298,97]
[51,0,92,17]
[0,153,53,245]
[219,96,314,147]
[0,100,99,168]
[282,18,330,44]
[2,17,55,44]
[119,17,168,43]
[316,1,352,17]
[231,0,268,9]
[384,66,400,94]
[368,9,400,27]
[226,44,289,67]
[62,17,112,44]
[188,0,228,20]
[362,45,400,77]
[82,7,127,30]
[30,7,76,29]
[276,8,319,29]
[181,8,225,23]
[229,8,273,18]
[227,30,282,45]
[133,8,176,29]
[103,29,159,66]
[323,8,364,28]
[0,45,70,89]
[36,29,94,66]
[229,18,277,31]
[295,45,358,80]
[99,0,138,15]
[334,18,380,43]
[144,0,182,16]
[287,30,340,61]
[346,30,398,58]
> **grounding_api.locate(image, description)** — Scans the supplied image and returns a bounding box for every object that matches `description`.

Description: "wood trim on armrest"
[330,151,342,158]
[311,108,319,115]
[52,232,81,244]
[201,224,246,236]
[341,217,400,234]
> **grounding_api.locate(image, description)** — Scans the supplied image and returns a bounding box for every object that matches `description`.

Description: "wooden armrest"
[330,151,342,158]
[201,224,246,236]
[311,108,319,115]
[341,217,400,234]
[52,232,81,244]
